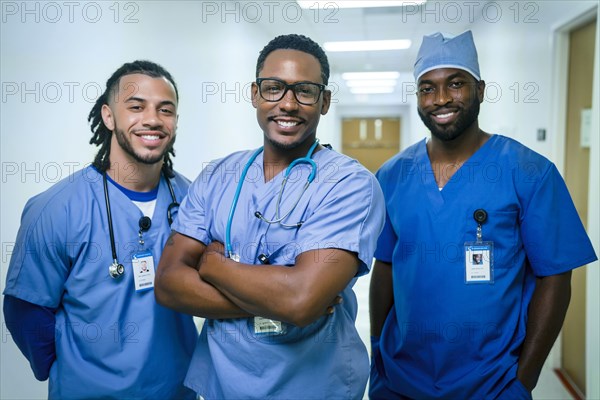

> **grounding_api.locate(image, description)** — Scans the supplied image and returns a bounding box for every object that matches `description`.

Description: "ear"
[320,89,331,115]
[251,82,259,109]
[477,80,486,103]
[101,104,115,131]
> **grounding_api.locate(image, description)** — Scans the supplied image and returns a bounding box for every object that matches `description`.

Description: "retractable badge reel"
[464,209,494,284]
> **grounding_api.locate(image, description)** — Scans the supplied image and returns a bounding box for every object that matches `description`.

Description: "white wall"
[475,26,553,155]
[0,2,271,399]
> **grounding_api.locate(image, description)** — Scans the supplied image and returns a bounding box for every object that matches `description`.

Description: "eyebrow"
[124,96,176,107]
[446,72,473,81]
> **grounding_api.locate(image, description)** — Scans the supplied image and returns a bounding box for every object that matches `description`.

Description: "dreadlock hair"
[88,60,179,178]
[256,34,330,85]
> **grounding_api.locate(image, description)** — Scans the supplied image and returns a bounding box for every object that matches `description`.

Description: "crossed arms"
[155,231,358,327]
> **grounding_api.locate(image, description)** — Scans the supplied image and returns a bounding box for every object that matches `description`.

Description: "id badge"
[254,317,286,336]
[132,250,155,291]
[464,242,494,284]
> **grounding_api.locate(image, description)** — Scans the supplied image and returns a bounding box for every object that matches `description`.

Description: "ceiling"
[256,1,594,102]
[303,4,479,74]
[260,1,496,74]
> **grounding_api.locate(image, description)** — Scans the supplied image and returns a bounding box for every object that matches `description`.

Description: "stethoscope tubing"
[103,170,178,278]
[103,172,120,265]
[225,140,319,260]
[225,147,263,259]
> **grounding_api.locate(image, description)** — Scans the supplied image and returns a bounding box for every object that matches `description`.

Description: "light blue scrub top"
[372,135,597,399]
[4,166,198,399]
[173,147,385,399]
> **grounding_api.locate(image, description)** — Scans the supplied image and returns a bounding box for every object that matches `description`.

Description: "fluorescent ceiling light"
[342,71,401,80]
[345,79,397,87]
[297,1,426,8]
[324,39,411,52]
[350,87,395,94]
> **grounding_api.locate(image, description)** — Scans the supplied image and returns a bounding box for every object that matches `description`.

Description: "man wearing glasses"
[155,34,385,399]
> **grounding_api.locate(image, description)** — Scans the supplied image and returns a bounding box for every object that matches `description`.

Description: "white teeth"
[436,112,454,119]
[277,121,299,127]
[141,135,160,141]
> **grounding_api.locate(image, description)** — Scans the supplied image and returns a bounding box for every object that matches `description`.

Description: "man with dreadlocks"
[3,60,197,399]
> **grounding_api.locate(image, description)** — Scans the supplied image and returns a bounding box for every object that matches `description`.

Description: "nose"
[433,86,453,106]
[279,87,299,111]
[142,107,163,128]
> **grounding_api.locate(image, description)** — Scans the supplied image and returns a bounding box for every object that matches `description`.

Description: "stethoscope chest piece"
[109,261,125,278]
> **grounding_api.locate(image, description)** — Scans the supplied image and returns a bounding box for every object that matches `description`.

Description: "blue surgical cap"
[413,30,480,82]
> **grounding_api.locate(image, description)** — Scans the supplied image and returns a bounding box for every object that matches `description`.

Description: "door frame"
[550,4,599,398]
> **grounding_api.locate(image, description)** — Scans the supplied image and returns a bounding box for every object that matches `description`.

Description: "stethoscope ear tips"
[109,262,125,279]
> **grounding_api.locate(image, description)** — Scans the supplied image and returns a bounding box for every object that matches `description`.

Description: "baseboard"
[554,368,586,400]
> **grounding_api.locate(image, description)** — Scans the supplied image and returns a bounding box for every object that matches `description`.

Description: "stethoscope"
[225,139,320,262]
[103,172,179,278]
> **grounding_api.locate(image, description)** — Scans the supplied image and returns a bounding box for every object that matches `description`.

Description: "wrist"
[516,369,537,392]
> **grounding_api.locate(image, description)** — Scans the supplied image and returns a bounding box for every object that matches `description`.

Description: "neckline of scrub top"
[104,172,159,202]
[250,146,331,205]
[419,134,497,212]
[99,168,175,231]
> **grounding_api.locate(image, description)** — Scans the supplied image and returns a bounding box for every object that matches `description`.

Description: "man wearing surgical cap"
[369,30,596,399]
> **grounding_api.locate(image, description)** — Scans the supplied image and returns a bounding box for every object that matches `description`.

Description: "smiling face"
[101,73,178,168]
[417,68,484,142]
[252,49,331,155]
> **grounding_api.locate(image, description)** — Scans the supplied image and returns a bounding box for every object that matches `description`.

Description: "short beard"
[264,133,313,152]
[114,125,174,165]
[418,97,480,142]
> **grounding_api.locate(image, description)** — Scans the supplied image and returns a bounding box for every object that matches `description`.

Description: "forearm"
[369,260,394,337]
[155,232,251,319]
[200,255,318,326]
[200,249,357,327]
[3,296,56,381]
[517,271,572,390]
[155,265,251,319]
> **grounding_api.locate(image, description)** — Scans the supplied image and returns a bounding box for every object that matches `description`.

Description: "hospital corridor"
[2,1,599,399]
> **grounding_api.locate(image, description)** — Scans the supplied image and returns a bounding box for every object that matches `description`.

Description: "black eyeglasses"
[256,78,326,105]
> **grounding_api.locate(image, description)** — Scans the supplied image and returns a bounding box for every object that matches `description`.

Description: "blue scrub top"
[173,147,386,399]
[4,166,198,399]
[372,135,597,399]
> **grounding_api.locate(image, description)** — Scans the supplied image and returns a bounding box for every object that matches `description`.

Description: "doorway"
[341,117,400,173]
[561,17,596,396]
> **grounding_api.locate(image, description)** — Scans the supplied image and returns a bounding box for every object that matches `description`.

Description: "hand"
[205,240,225,256]
[198,241,226,271]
